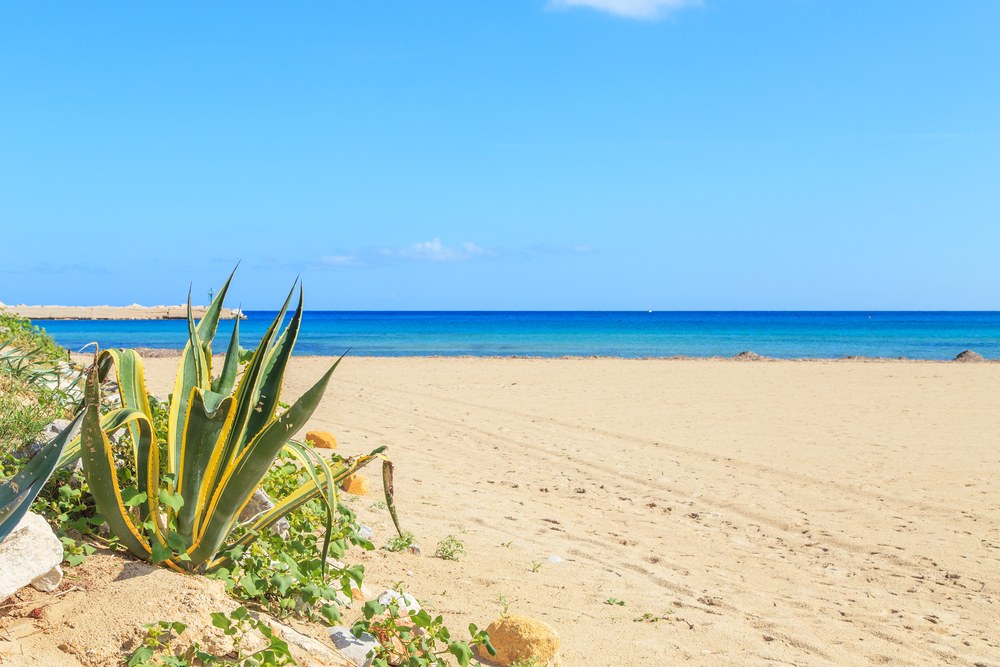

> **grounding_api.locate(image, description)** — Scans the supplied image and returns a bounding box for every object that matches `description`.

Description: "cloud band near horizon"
[548,0,702,20]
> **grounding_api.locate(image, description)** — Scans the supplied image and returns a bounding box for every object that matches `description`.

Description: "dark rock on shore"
[954,350,986,363]
[732,351,764,361]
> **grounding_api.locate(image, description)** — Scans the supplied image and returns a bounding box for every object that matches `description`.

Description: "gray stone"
[0,512,64,600]
[238,488,290,539]
[955,350,986,363]
[358,525,374,541]
[328,626,379,667]
[15,419,73,459]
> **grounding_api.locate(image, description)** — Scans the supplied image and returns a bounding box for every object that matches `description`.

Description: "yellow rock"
[475,615,559,666]
[341,474,370,496]
[305,430,337,449]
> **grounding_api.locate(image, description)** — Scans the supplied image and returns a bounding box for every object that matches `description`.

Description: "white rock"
[271,621,339,662]
[31,564,63,593]
[0,512,64,600]
[547,555,564,564]
[377,589,421,613]
[238,488,290,539]
[328,626,379,667]
[358,525,374,540]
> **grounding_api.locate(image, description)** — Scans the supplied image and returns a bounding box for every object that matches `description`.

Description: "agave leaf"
[175,387,236,545]
[212,312,241,395]
[195,268,237,373]
[212,449,398,572]
[243,287,304,442]
[188,360,337,566]
[0,413,83,543]
[280,439,337,573]
[186,290,209,390]
[168,296,208,478]
[220,283,295,463]
[97,349,156,507]
[381,458,403,539]
[79,362,156,560]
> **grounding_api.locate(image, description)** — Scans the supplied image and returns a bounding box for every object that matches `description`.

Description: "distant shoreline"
[69,349,997,363]
[2,304,244,320]
[26,310,1000,361]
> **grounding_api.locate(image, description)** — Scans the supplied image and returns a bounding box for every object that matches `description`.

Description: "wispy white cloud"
[382,238,490,262]
[316,240,597,269]
[549,0,701,20]
[321,254,358,266]
[317,240,493,268]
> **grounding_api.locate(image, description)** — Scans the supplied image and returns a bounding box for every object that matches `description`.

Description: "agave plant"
[0,414,82,543]
[72,273,399,573]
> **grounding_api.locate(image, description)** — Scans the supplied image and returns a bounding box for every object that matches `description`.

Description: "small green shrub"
[0,312,66,365]
[434,535,465,561]
[353,598,494,667]
[509,659,541,667]
[127,607,296,666]
[382,531,416,553]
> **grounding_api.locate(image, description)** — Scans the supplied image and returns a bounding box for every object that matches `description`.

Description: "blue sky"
[2,1,998,310]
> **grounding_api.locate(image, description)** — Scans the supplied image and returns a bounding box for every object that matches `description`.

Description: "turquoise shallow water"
[33,311,1000,360]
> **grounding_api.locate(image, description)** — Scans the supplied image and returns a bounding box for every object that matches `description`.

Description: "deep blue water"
[34,311,1000,360]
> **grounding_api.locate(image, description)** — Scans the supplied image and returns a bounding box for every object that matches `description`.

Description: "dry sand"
[136,356,1000,666]
[2,552,342,666]
[10,357,999,666]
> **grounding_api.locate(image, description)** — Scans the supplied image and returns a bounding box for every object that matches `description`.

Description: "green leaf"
[448,641,473,667]
[127,645,155,667]
[150,542,172,564]
[210,612,231,631]
[167,532,188,552]
[240,575,259,597]
[158,489,184,512]
[362,600,385,620]
[321,604,341,624]
[122,487,148,507]
[271,573,294,595]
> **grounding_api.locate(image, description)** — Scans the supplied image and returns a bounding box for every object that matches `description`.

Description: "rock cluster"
[732,351,764,361]
[954,349,986,363]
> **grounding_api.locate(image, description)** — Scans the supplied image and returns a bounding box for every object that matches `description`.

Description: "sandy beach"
[122,356,1000,665]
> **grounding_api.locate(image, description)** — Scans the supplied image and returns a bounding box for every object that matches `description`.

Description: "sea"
[32,311,1000,360]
